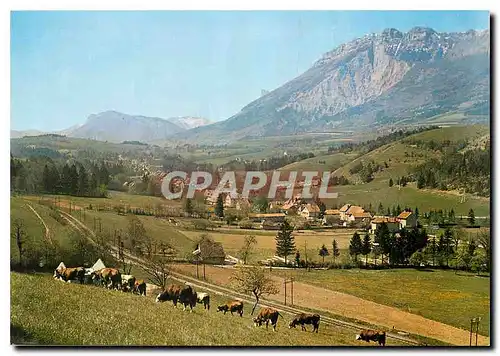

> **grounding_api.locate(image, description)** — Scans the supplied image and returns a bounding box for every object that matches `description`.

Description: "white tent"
[55,261,66,271]
[91,258,106,271]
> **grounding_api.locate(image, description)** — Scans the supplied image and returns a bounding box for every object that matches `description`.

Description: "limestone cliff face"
[187,27,489,140]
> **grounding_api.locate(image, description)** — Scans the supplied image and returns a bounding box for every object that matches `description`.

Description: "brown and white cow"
[133,279,147,296]
[289,313,320,333]
[92,268,122,290]
[217,300,243,317]
[121,274,136,292]
[53,266,85,284]
[253,307,284,332]
[196,292,210,310]
[156,284,182,305]
[356,329,386,346]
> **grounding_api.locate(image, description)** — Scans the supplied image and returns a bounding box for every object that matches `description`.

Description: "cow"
[133,279,147,296]
[253,308,284,332]
[156,284,182,305]
[53,266,85,284]
[121,274,136,292]
[289,313,320,333]
[178,284,197,312]
[217,301,243,317]
[196,292,210,310]
[92,268,122,290]
[356,329,386,346]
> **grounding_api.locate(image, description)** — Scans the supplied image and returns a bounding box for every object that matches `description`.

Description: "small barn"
[195,237,226,265]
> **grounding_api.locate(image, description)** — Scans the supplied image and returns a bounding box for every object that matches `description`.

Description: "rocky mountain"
[10,129,45,138]
[166,116,212,130]
[11,112,212,142]
[67,111,186,143]
[185,27,489,141]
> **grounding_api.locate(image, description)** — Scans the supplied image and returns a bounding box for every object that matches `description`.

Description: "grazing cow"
[253,308,284,332]
[53,266,85,284]
[217,301,244,317]
[178,284,197,312]
[289,313,320,333]
[92,268,122,290]
[156,285,182,305]
[121,275,136,292]
[196,292,210,310]
[133,279,147,296]
[356,329,386,346]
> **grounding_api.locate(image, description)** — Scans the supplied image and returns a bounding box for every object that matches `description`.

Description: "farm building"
[195,238,226,265]
[398,211,418,229]
[299,203,321,220]
[370,217,400,233]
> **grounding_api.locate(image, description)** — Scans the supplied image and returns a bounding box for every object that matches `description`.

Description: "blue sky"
[11,10,489,131]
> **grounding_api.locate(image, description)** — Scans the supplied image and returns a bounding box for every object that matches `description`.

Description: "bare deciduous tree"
[141,256,171,290]
[11,218,26,268]
[230,266,278,315]
[238,235,257,264]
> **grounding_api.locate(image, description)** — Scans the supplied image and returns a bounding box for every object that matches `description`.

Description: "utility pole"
[284,277,294,306]
[470,317,481,346]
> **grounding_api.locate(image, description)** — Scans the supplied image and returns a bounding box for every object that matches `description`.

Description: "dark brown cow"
[217,300,243,317]
[289,313,320,333]
[253,308,284,332]
[133,279,147,296]
[92,268,121,290]
[156,284,182,305]
[356,329,386,346]
[53,266,85,284]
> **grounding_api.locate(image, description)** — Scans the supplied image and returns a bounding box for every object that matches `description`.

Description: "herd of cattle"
[53,265,386,346]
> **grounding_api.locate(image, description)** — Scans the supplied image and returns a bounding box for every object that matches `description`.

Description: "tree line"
[11,155,111,197]
[413,142,490,197]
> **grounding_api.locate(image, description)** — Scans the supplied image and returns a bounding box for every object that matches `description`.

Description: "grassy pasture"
[11,272,390,346]
[180,228,357,263]
[270,268,490,337]
[329,181,489,216]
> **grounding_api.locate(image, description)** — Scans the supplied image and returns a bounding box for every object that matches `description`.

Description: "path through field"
[172,264,489,346]
[26,204,52,245]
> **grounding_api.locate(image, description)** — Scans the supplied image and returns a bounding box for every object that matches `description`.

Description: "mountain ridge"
[181,27,489,141]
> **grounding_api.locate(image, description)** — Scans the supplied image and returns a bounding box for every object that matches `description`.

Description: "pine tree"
[468,209,475,226]
[215,194,225,218]
[389,178,393,187]
[374,222,391,264]
[50,165,61,194]
[318,244,329,263]
[415,207,419,221]
[99,163,110,186]
[349,232,363,262]
[387,207,391,216]
[275,220,295,264]
[417,174,425,189]
[78,164,88,196]
[396,204,402,216]
[332,239,340,264]
[317,200,326,219]
[361,233,372,265]
[378,203,384,215]
[69,164,79,195]
[42,165,52,193]
[184,198,194,216]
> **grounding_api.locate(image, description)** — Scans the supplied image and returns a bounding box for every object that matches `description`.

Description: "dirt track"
[172,264,489,346]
